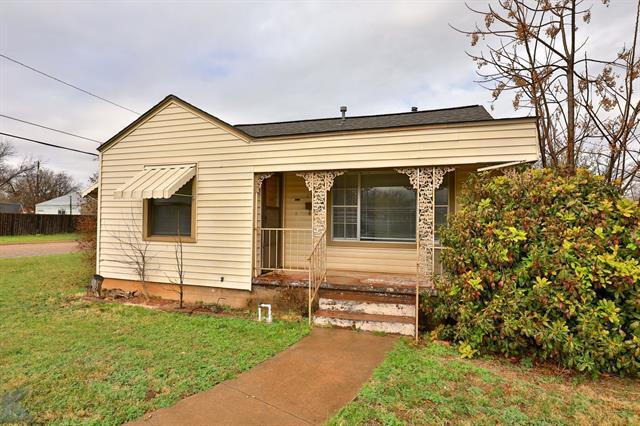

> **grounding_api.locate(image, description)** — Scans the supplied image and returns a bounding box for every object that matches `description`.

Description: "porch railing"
[307,229,327,324]
[255,227,312,273]
[254,226,328,325]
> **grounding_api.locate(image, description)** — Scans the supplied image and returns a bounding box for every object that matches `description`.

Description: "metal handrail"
[307,229,327,324]
[259,227,310,232]
[254,227,312,274]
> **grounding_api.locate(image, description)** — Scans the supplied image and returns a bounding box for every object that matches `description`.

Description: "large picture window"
[331,172,450,244]
[145,178,195,240]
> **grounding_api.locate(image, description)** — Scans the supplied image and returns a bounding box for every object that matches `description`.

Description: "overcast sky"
[0,0,636,186]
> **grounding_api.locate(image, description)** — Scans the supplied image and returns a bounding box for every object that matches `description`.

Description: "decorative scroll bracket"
[395,166,454,284]
[296,171,345,241]
[254,172,274,194]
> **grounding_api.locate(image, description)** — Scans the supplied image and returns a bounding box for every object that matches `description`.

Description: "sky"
[0,0,636,186]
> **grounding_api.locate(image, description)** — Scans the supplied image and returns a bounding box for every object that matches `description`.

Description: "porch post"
[296,171,344,242]
[297,170,344,324]
[395,166,453,338]
[254,173,273,277]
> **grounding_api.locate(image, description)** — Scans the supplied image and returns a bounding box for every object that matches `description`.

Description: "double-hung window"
[331,171,450,245]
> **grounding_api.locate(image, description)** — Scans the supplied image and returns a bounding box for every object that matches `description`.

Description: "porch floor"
[252,270,430,295]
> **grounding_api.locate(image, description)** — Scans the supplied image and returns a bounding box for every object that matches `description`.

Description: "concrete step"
[319,297,416,317]
[319,289,415,305]
[313,309,415,336]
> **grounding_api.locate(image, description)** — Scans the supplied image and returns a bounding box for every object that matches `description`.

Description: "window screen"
[360,173,416,241]
[148,179,193,237]
[434,176,450,243]
[331,174,358,239]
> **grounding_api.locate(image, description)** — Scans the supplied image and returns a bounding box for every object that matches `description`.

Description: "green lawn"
[330,340,640,425]
[0,253,308,425]
[0,233,80,244]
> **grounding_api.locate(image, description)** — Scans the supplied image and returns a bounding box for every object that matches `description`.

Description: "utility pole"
[36,161,41,233]
[35,160,40,201]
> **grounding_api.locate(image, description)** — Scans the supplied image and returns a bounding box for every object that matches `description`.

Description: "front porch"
[253,166,456,336]
[252,270,426,295]
[253,269,420,335]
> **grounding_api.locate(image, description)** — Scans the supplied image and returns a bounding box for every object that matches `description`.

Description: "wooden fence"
[0,213,83,236]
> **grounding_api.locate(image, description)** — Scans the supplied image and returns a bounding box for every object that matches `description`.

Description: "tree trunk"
[88,274,104,297]
[565,0,577,175]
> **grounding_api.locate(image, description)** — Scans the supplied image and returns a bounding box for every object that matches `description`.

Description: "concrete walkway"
[129,328,398,426]
[0,241,80,258]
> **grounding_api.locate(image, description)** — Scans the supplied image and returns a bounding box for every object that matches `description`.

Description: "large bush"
[425,168,640,375]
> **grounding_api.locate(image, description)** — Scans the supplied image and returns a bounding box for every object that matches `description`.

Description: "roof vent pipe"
[411,107,418,112]
[340,106,347,121]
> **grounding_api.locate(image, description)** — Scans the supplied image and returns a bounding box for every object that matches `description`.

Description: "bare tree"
[164,208,189,308]
[5,165,79,212]
[0,141,37,195]
[77,173,98,268]
[167,233,186,309]
[455,0,640,191]
[111,206,154,300]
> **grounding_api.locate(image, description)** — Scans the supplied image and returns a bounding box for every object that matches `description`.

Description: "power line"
[0,53,140,115]
[0,132,98,157]
[0,114,101,143]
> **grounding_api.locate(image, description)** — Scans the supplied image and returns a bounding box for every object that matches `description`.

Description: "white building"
[35,192,83,215]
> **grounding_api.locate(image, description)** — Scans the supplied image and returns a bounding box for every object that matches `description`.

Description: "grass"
[0,233,80,244]
[329,340,640,425]
[0,252,309,425]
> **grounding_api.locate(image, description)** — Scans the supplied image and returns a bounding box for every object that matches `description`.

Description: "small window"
[434,176,450,244]
[332,174,358,239]
[146,179,194,239]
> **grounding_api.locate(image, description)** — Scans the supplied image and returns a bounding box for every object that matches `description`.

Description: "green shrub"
[424,168,640,376]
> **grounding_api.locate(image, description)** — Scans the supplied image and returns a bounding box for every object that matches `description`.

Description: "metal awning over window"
[113,164,196,199]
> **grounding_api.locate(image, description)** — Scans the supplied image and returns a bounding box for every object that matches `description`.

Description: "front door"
[261,174,282,270]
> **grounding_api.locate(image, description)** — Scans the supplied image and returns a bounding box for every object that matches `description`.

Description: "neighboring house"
[0,202,23,213]
[81,183,98,199]
[35,192,83,215]
[95,94,539,336]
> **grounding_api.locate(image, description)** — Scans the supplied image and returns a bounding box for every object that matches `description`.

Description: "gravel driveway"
[0,241,80,258]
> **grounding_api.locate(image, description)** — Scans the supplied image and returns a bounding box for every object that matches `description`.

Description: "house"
[95,94,539,336]
[0,201,23,213]
[81,183,98,199]
[35,192,83,215]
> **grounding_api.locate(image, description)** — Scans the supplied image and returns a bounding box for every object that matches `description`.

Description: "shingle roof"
[234,105,494,138]
[99,96,512,153]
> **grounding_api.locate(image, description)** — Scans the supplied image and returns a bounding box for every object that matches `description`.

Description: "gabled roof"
[98,95,253,152]
[98,94,531,152]
[81,183,98,198]
[234,105,494,138]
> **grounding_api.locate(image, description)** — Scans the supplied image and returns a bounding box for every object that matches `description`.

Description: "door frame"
[260,173,283,271]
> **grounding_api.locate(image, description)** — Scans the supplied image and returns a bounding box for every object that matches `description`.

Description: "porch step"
[313,310,415,336]
[319,289,415,305]
[319,296,416,317]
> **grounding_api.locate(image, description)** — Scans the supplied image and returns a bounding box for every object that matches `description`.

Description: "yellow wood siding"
[98,99,538,290]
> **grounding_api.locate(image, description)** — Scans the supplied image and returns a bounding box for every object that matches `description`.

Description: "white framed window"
[144,178,195,241]
[331,171,451,244]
